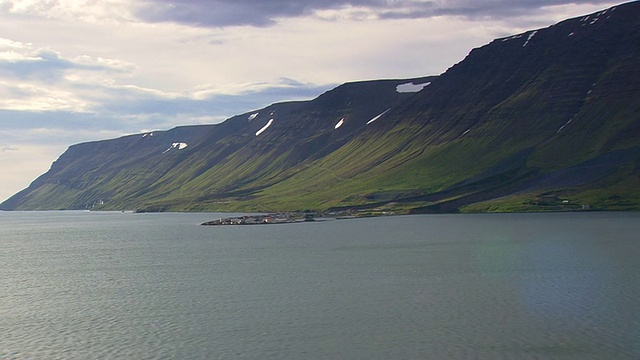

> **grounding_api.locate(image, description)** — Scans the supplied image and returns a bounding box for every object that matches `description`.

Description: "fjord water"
[1,211,639,359]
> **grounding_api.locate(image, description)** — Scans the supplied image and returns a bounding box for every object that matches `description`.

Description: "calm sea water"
[1,211,639,359]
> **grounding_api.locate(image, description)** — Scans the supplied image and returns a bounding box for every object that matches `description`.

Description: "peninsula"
[202,212,315,226]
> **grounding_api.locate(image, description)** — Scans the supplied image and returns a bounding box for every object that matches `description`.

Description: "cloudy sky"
[0,0,624,202]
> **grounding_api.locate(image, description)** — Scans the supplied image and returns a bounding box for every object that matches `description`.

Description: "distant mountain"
[2,1,639,213]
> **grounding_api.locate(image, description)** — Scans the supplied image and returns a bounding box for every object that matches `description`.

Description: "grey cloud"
[0,50,127,83]
[0,78,333,147]
[99,78,333,118]
[0,109,166,148]
[135,0,619,27]
[0,110,115,132]
[390,0,619,19]
[135,0,397,27]
[0,50,73,82]
[0,109,169,142]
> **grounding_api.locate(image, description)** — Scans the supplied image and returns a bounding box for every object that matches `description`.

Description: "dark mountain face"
[2,2,639,213]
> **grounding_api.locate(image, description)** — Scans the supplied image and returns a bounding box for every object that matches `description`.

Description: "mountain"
[3,2,639,213]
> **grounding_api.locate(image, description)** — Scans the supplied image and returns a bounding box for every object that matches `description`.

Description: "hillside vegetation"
[2,2,639,213]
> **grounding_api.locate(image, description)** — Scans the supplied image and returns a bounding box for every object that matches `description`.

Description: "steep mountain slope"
[3,2,639,213]
[1,77,434,211]
[294,1,640,213]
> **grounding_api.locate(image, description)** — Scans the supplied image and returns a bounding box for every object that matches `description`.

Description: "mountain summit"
[3,2,639,213]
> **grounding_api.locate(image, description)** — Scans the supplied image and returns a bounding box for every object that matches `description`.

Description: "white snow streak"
[367,108,391,125]
[396,82,431,93]
[556,119,573,134]
[581,12,604,26]
[335,118,345,129]
[248,112,259,121]
[462,129,471,136]
[502,34,522,42]
[162,142,188,154]
[255,119,273,136]
[523,31,537,47]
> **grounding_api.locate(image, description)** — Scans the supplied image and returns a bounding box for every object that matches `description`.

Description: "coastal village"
[201,208,397,226]
[202,212,315,226]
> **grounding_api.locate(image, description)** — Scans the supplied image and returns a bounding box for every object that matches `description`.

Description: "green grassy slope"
[2,3,639,213]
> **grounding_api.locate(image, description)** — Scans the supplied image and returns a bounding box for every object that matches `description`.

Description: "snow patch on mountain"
[256,119,273,136]
[556,119,573,134]
[396,82,431,93]
[248,113,259,121]
[162,142,188,154]
[580,9,609,26]
[335,118,345,129]
[367,108,391,125]
[523,31,537,47]
[502,34,523,42]
[142,132,154,138]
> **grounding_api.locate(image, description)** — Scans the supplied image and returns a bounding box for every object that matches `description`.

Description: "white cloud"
[0,0,134,23]
[0,80,90,111]
[0,37,30,48]
[0,145,17,152]
[72,54,135,71]
[0,38,143,113]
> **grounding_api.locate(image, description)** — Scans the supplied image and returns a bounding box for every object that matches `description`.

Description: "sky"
[0,0,625,202]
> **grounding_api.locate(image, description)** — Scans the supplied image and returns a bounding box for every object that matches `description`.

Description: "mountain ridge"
[2,2,639,213]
